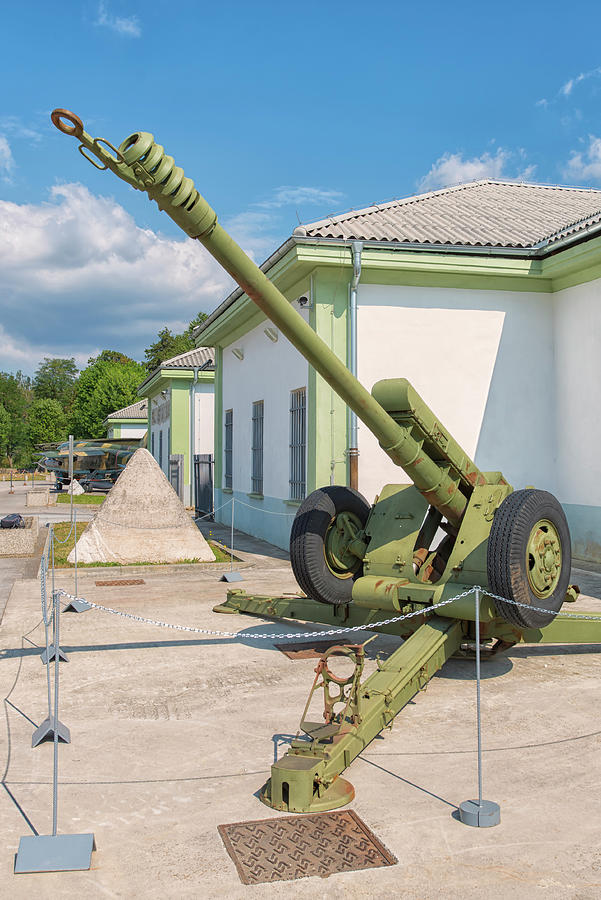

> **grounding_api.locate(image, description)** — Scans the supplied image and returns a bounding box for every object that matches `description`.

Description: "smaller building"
[137,347,215,507]
[103,399,148,440]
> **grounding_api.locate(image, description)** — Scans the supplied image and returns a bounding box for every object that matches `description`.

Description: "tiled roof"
[293,180,601,249]
[106,399,148,420]
[161,346,215,369]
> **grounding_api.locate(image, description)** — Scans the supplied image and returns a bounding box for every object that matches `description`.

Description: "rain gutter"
[348,242,362,489]
[193,221,601,342]
[189,366,199,509]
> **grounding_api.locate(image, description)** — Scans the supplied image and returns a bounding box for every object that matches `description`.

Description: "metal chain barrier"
[54,584,601,643]
[55,588,468,639]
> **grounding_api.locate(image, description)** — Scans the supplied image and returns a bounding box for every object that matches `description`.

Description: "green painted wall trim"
[198,233,601,352]
[306,270,350,493]
[170,382,190,486]
[214,346,223,489]
[104,417,146,426]
[138,368,214,397]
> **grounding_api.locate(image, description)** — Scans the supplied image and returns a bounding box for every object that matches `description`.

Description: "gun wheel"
[487,489,571,628]
[290,486,370,606]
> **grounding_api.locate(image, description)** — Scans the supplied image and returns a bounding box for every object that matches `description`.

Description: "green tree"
[91,350,135,366]
[0,371,33,466]
[28,398,68,445]
[69,353,145,438]
[87,366,145,437]
[33,357,78,409]
[186,311,208,336]
[0,402,10,464]
[144,311,209,373]
[144,327,193,373]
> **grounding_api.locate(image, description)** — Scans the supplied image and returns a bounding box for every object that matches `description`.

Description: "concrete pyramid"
[68,448,214,564]
[68,477,85,495]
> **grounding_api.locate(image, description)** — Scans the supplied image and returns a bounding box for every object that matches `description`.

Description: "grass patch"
[51,521,230,567]
[57,494,105,505]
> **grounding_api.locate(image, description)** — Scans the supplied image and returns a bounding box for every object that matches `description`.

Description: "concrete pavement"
[1,538,601,895]
[2,485,601,896]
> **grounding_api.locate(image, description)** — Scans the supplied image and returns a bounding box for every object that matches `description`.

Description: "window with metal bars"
[251,400,264,494]
[224,408,233,489]
[289,388,306,501]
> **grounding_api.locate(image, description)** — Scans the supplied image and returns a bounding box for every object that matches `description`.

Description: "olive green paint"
[307,269,351,493]
[214,346,223,489]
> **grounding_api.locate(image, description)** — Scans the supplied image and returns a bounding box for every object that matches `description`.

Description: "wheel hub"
[527,519,562,598]
[324,512,363,576]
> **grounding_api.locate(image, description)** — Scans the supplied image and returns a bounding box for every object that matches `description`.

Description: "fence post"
[221,497,242,583]
[33,532,70,746]
[16,586,96,873]
[458,587,500,828]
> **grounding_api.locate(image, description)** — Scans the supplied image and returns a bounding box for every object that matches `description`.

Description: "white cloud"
[418,148,536,191]
[0,183,234,374]
[0,324,94,375]
[222,185,345,257]
[0,136,15,183]
[95,1,141,38]
[256,186,344,209]
[223,210,279,259]
[564,135,601,182]
[536,98,548,108]
[560,67,601,97]
[0,116,42,142]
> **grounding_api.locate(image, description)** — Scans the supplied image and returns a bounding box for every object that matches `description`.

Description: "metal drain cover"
[218,809,397,884]
[94,578,145,587]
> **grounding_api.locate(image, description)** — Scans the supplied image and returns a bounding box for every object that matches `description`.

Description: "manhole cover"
[275,639,353,660]
[218,809,396,884]
[94,578,145,587]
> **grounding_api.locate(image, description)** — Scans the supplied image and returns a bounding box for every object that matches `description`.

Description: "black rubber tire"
[487,489,571,628]
[290,485,371,606]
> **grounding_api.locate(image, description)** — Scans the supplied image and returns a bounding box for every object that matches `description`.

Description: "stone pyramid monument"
[68,448,214,564]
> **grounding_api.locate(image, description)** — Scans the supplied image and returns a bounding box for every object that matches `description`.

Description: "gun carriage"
[52,109,601,814]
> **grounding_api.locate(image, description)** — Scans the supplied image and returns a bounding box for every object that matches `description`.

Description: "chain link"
[479,586,601,622]
[54,584,601,642]
[55,589,468,640]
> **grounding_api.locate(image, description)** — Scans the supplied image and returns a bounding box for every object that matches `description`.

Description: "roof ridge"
[296,179,601,235]
[162,345,214,366]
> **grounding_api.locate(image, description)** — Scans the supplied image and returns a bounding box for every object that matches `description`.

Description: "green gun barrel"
[51,110,491,525]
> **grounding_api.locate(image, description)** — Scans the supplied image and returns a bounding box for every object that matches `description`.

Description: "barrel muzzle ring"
[51,109,84,139]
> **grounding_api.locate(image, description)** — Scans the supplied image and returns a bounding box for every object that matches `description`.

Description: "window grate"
[224,408,233,490]
[289,388,306,501]
[251,400,264,494]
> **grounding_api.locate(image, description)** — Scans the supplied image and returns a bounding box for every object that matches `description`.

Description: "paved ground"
[2,488,601,897]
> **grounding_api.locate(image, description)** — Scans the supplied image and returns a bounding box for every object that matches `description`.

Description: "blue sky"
[2,0,601,375]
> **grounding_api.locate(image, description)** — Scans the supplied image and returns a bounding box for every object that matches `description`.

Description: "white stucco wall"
[221,309,309,501]
[107,423,146,440]
[554,278,601,504]
[356,284,556,504]
[553,277,601,561]
[194,383,214,454]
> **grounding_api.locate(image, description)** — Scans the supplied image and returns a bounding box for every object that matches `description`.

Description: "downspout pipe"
[349,241,363,490]
[189,366,199,509]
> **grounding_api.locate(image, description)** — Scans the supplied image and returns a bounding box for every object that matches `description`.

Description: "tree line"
[0,312,207,468]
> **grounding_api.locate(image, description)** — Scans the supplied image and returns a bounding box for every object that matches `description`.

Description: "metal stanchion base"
[40,646,68,664]
[62,599,91,613]
[32,716,71,747]
[458,799,500,827]
[15,833,96,873]
[221,571,243,582]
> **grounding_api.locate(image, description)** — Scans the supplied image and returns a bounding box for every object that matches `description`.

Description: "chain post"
[458,587,500,827]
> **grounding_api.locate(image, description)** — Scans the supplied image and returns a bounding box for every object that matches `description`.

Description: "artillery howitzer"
[53,109,601,815]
